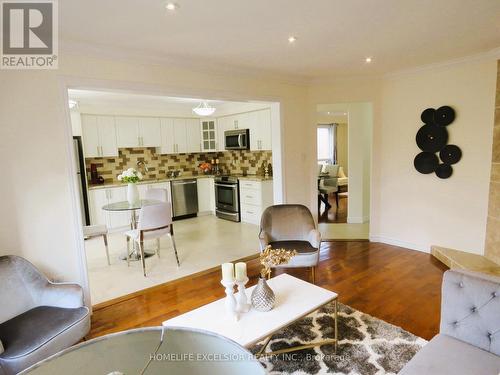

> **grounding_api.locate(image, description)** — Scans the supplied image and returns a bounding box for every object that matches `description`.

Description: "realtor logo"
[1,0,58,69]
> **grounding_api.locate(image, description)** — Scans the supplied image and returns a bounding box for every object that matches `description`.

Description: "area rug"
[250,303,426,375]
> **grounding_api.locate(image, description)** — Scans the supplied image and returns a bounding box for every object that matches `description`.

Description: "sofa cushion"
[399,334,500,375]
[0,306,88,359]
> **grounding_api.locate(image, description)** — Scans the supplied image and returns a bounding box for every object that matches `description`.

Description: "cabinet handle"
[246,195,253,198]
[246,210,254,214]
[97,146,100,156]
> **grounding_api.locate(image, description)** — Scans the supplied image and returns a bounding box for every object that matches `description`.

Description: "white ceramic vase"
[127,183,139,205]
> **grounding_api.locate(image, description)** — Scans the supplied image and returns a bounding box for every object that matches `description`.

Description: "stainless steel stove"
[214,175,240,222]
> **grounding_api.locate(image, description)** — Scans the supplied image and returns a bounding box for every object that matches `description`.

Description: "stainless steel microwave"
[224,129,250,150]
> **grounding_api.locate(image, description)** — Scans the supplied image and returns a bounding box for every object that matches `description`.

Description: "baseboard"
[369,235,430,253]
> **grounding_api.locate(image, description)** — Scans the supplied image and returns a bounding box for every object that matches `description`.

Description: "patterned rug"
[250,303,426,375]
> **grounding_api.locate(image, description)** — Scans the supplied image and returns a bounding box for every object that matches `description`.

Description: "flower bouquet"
[117,168,143,204]
[199,162,212,175]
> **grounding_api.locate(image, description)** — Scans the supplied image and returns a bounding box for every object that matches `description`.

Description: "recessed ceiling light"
[165,2,179,11]
[288,36,297,43]
[365,57,372,63]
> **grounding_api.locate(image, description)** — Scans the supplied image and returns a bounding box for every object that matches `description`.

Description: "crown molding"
[60,40,500,88]
[383,46,500,79]
[60,40,311,87]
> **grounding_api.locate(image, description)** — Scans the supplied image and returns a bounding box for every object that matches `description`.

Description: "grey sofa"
[0,256,90,375]
[259,204,321,283]
[399,269,500,374]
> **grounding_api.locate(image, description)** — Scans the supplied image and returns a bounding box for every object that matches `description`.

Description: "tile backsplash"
[85,148,272,184]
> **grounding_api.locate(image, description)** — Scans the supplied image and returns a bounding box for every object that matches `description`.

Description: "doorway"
[63,85,284,306]
[316,103,373,240]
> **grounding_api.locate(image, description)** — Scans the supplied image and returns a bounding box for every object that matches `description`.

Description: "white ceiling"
[60,0,500,80]
[68,89,270,117]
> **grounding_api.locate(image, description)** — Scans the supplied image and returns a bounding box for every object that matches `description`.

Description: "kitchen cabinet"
[88,186,129,231]
[140,117,162,147]
[249,109,272,151]
[81,115,118,158]
[116,116,161,148]
[173,119,187,153]
[186,119,202,153]
[216,116,230,151]
[197,177,215,214]
[160,118,175,154]
[161,118,199,154]
[239,179,273,225]
[200,119,217,152]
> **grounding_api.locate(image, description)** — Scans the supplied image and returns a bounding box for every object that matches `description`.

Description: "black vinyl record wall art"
[414,106,461,179]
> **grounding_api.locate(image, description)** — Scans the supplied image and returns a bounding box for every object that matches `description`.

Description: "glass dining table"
[102,199,162,261]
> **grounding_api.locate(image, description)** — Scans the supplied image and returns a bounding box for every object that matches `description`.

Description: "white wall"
[0,53,310,293]
[309,57,497,254]
[371,59,496,253]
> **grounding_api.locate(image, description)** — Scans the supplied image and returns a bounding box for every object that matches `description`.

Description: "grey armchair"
[259,204,321,283]
[0,256,90,375]
[399,269,500,374]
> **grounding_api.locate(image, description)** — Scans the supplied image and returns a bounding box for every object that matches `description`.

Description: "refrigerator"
[73,136,91,226]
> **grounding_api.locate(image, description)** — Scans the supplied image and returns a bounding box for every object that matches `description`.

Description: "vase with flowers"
[251,246,297,311]
[117,168,143,205]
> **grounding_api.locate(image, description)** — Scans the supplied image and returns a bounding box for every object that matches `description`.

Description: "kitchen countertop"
[88,174,273,190]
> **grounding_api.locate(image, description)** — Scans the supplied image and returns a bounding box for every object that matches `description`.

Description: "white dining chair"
[144,188,170,250]
[83,225,110,265]
[144,188,170,202]
[124,202,179,277]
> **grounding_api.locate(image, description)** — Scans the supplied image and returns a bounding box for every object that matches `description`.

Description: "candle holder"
[221,279,239,321]
[235,277,250,313]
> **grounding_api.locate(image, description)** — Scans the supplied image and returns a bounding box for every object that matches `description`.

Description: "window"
[317,125,335,163]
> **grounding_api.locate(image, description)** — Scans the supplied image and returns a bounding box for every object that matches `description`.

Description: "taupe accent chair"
[259,204,321,284]
[399,269,500,375]
[0,256,90,375]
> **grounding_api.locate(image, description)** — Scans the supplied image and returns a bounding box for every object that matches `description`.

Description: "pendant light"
[192,101,216,116]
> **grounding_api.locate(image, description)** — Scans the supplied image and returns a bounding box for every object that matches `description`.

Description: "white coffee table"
[163,274,338,357]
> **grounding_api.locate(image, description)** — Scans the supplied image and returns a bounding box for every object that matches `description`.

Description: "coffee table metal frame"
[254,297,338,358]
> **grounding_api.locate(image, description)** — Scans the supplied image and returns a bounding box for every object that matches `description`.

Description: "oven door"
[215,182,239,212]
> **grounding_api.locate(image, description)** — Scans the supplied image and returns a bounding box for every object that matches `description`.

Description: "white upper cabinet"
[116,116,161,148]
[173,119,187,153]
[248,109,272,151]
[186,119,202,153]
[160,118,174,154]
[216,117,229,151]
[81,115,100,157]
[115,117,140,148]
[81,115,118,158]
[258,109,272,151]
[200,119,217,152]
[140,117,161,147]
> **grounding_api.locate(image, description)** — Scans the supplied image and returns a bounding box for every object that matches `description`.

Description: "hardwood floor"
[318,194,348,223]
[89,241,448,341]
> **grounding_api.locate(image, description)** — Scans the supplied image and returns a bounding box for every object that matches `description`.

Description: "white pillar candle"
[235,262,247,281]
[221,263,234,281]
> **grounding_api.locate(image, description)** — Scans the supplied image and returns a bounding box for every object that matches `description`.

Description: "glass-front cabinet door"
[201,119,217,152]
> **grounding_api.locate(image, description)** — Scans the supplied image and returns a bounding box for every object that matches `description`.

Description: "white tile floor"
[85,215,260,305]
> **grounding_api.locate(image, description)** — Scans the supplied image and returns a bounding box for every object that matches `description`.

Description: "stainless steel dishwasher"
[170,179,198,219]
